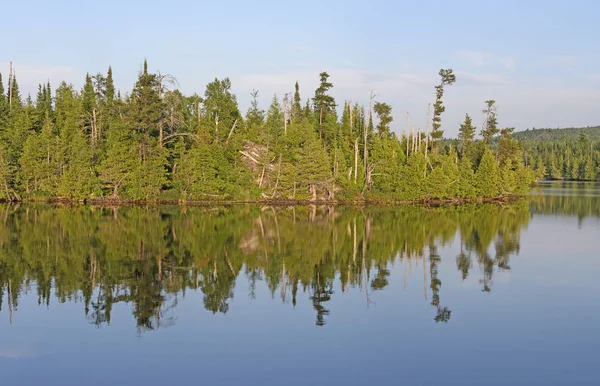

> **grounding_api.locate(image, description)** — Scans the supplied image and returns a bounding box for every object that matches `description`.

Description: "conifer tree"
[0,73,8,131]
[475,148,499,197]
[245,90,265,140]
[431,69,456,146]
[481,100,499,143]
[373,102,393,138]
[312,72,336,143]
[457,114,475,157]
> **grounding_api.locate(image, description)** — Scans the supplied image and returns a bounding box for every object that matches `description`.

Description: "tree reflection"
[0,202,533,331]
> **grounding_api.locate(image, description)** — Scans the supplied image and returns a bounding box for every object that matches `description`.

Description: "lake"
[1,181,599,385]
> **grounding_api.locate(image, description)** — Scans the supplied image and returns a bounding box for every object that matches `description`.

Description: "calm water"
[1,182,599,385]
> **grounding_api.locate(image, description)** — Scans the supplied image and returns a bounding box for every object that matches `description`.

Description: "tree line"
[0,203,530,331]
[522,134,600,181]
[0,62,534,203]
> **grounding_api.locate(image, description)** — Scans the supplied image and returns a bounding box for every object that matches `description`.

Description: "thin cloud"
[455,50,516,71]
[455,71,510,87]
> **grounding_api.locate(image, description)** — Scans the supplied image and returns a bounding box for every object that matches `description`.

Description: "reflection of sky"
[1,202,599,385]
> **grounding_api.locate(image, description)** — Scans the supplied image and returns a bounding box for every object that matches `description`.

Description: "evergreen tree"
[457,157,477,198]
[292,81,302,122]
[312,72,336,143]
[97,123,138,197]
[373,102,393,138]
[475,148,499,197]
[245,90,265,140]
[457,114,475,157]
[0,73,8,131]
[431,69,456,146]
[481,100,499,143]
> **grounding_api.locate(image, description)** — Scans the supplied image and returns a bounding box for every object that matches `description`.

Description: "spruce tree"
[292,81,302,122]
[457,114,475,157]
[475,148,499,197]
[312,72,336,143]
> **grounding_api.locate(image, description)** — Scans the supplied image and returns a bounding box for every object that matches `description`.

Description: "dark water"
[1,182,599,385]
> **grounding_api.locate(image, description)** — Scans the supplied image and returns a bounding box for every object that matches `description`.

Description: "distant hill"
[512,126,600,142]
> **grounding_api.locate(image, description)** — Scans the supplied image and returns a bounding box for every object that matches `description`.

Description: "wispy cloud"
[457,50,490,66]
[455,71,511,87]
[455,50,516,70]
[546,55,580,67]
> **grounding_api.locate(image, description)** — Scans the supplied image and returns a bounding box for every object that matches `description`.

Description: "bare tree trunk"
[271,154,282,198]
[225,119,238,145]
[406,112,410,158]
[354,138,359,184]
[214,112,219,143]
[364,92,374,172]
[423,250,428,299]
[98,105,103,145]
[319,108,323,139]
[425,103,431,160]
[283,94,288,135]
[92,108,97,150]
[197,101,201,127]
[353,217,357,264]
[8,279,13,324]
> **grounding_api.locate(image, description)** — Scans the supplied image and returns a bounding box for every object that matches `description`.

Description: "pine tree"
[0,142,13,200]
[245,90,265,140]
[373,102,393,138]
[431,69,456,147]
[457,114,475,157]
[475,148,499,197]
[292,81,302,122]
[97,123,138,198]
[312,72,336,143]
[457,157,477,198]
[481,100,499,143]
[0,73,8,131]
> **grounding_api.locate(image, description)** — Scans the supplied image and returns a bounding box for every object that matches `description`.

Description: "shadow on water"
[0,201,538,332]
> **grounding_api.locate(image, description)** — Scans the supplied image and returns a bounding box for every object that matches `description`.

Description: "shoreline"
[0,195,525,207]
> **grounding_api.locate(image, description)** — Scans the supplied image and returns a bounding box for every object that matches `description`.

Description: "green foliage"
[458,157,477,198]
[458,113,475,156]
[97,124,138,197]
[431,69,456,143]
[0,203,532,329]
[0,65,533,203]
[475,148,499,197]
[525,132,600,181]
[373,102,393,137]
[481,100,499,143]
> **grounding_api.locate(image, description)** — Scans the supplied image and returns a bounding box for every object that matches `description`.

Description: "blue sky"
[2,0,600,137]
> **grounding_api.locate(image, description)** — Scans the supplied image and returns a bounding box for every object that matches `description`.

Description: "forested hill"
[0,62,534,203]
[513,126,600,143]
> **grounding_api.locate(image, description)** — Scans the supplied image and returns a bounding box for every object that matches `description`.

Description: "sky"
[1,0,600,138]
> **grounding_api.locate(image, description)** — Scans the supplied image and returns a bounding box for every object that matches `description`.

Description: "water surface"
[1,182,599,385]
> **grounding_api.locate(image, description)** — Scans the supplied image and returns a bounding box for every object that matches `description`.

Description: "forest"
[0,61,535,203]
[521,133,600,181]
[0,203,530,331]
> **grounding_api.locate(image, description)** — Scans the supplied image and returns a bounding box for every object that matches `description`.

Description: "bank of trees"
[523,134,600,181]
[0,62,534,202]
